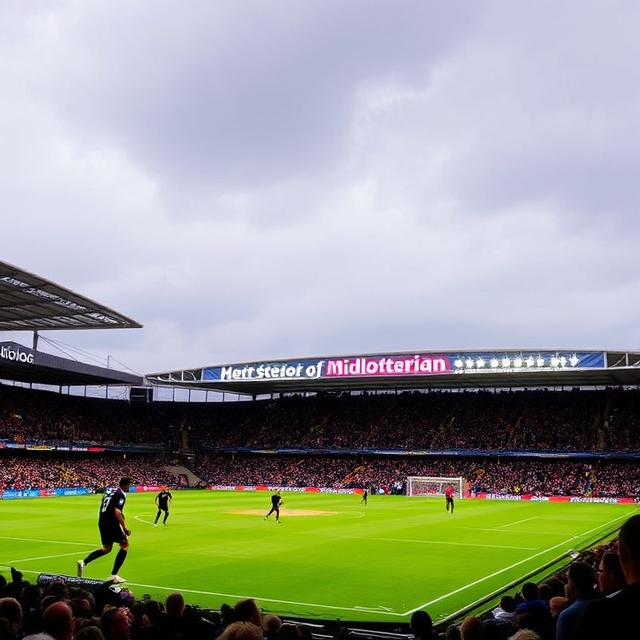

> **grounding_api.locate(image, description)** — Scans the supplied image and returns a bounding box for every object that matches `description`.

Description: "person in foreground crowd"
[574,513,640,639]
[554,561,597,640]
[596,550,627,597]
[410,609,435,640]
[78,477,132,584]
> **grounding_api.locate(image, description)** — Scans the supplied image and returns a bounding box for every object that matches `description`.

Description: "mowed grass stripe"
[0,491,636,623]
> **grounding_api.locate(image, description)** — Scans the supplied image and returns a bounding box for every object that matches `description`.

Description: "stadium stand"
[3,262,640,639]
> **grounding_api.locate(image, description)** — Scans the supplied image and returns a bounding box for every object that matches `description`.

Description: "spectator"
[575,513,640,639]
[0,598,22,640]
[101,607,132,640]
[492,595,517,625]
[233,599,262,628]
[24,601,74,640]
[596,550,627,597]
[555,562,596,640]
[410,610,435,640]
[459,616,483,640]
[218,621,264,640]
[262,614,282,640]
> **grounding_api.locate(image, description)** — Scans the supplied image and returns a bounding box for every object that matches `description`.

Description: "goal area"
[406,476,464,498]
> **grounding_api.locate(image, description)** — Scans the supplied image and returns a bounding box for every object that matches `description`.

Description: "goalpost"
[406,476,464,498]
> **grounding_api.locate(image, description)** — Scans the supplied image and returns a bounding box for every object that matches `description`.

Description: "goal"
[406,476,464,498]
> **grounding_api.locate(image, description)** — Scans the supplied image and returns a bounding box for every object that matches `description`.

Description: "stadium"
[1,260,640,639]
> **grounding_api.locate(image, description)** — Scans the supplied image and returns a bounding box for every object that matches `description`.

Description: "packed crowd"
[0,455,177,492]
[1,450,639,499]
[2,385,640,455]
[194,454,640,499]
[0,574,334,640]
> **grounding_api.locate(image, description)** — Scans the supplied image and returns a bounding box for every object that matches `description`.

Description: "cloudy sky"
[1,0,639,378]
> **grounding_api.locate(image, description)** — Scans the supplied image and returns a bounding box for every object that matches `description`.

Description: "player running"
[77,477,132,583]
[264,490,283,523]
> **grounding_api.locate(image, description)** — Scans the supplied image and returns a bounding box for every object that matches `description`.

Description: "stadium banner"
[449,351,604,373]
[203,354,451,382]
[0,342,36,365]
[208,485,363,495]
[2,490,41,499]
[203,350,605,383]
[474,492,634,504]
[54,488,91,496]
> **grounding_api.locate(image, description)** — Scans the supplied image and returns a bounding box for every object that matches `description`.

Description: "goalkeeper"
[77,477,132,583]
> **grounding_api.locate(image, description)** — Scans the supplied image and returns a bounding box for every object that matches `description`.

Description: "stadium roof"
[0,260,143,387]
[147,349,640,396]
[0,341,143,387]
[0,260,142,331]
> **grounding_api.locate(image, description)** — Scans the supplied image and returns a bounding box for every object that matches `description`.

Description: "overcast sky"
[1,0,639,377]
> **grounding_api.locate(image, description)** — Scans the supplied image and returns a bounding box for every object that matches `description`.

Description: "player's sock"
[84,549,106,565]
[112,549,128,575]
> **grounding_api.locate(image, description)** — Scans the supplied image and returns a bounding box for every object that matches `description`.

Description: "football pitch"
[0,491,636,626]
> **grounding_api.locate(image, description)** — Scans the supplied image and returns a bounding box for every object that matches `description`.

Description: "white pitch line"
[404,509,638,617]
[499,516,538,528]
[461,527,561,536]
[122,581,404,617]
[1,551,84,565]
[369,537,537,551]
[0,536,96,547]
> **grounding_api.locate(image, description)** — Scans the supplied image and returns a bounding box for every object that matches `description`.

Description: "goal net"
[406,476,464,498]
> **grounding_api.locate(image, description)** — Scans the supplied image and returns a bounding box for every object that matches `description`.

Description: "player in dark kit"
[361,489,368,506]
[445,485,455,513]
[77,477,132,583]
[264,491,283,523]
[154,489,173,527]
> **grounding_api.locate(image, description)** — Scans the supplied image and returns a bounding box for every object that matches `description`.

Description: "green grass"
[0,491,636,626]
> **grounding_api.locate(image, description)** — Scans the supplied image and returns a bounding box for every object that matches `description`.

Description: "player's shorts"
[99,521,127,546]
